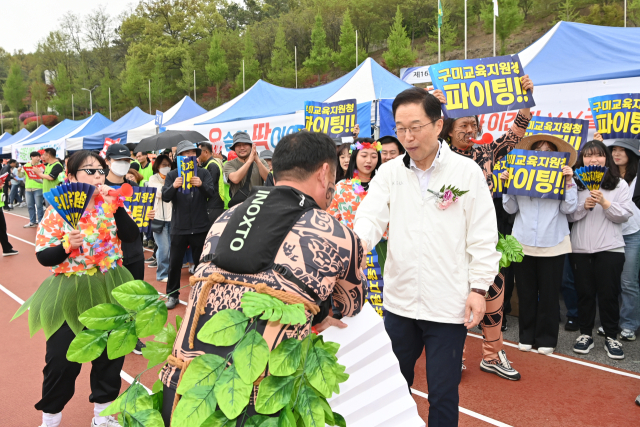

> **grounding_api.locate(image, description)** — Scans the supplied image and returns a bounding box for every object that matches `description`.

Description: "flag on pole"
[438,0,443,28]
[493,0,499,16]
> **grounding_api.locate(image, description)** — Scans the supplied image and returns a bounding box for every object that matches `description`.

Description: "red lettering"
[254,140,269,150]
[253,123,265,140]
[503,112,517,131]
[498,112,505,132]
[209,128,221,142]
[263,122,272,141]
[487,114,499,131]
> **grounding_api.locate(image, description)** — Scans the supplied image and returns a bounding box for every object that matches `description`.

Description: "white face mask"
[159,167,171,176]
[110,161,130,177]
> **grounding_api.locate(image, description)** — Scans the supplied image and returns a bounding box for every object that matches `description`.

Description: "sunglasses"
[79,168,107,176]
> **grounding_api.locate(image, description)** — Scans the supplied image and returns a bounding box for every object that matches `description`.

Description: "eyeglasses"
[79,168,107,176]
[394,119,438,137]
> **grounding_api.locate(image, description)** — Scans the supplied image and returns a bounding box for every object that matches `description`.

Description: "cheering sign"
[525,117,589,153]
[503,149,570,200]
[177,156,198,194]
[491,158,509,198]
[0,172,9,188]
[99,138,121,159]
[429,55,535,119]
[365,249,385,318]
[304,99,357,141]
[23,163,46,180]
[123,187,156,232]
[588,94,640,139]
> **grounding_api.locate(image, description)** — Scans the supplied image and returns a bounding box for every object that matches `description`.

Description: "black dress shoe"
[165,296,179,310]
[501,316,508,332]
[565,317,579,331]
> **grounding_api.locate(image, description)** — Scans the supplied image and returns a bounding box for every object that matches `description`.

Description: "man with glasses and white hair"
[353,87,501,427]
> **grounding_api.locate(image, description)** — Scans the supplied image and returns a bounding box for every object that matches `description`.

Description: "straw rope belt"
[166,273,320,422]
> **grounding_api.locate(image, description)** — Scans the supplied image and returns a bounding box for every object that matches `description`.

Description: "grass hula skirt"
[12,265,133,340]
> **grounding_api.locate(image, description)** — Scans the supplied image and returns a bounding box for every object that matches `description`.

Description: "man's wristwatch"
[470,288,488,298]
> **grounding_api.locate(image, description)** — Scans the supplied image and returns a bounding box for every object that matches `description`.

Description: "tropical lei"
[352,170,367,195]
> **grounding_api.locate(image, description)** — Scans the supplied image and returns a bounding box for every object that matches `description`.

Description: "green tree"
[150,58,176,111]
[303,14,332,83]
[332,9,367,72]
[630,0,640,27]
[205,32,229,105]
[120,57,145,108]
[95,67,119,116]
[481,0,523,55]
[425,15,458,61]
[382,6,417,74]
[3,63,27,121]
[49,63,72,119]
[518,0,536,20]
[177,53,196,97]
[581,3,624,26]
[557,0,579,22]
[30,81,49,115]
[235,32,261,94]
[267,24,295,87]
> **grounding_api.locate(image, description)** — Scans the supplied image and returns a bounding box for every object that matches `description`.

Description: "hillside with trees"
[0,0,638,134]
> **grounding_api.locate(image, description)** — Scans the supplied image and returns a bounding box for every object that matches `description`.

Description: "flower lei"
[349,141,382,154]
[351,170,367,195]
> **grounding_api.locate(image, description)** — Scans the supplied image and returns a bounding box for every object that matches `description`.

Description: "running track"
[1,210,638,426]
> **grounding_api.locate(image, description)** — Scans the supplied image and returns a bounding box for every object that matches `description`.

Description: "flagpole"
[242,59,245,92]
[438,26,441,63]
[464,0,468,59]
[72,94,74,120]
[493,13,496,57]
[295,46,298,88]
[193,70,196,102]
[108,87,112,120]
[148,79,151,114]
[356,30,358,67]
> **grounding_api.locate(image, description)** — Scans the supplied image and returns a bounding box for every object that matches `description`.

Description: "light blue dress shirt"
[502,181,578,248]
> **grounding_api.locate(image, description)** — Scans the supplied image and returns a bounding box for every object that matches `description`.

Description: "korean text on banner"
[23,164,46,180]
[504,149,569,200]
[177,156,197,194]
[588,94,640,139]
[123,187,156,232]
[365,249,385,318]
[525,117,589,153]
[304,99,357,141]
[429,55,535,119]
[491,158,508,199]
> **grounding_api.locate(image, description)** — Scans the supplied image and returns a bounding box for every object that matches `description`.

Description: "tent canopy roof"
[65,113,113,139]
[520,21,640,86]
[0,128,31,148]
[162,96,207,127]
[196,58,412,125]
[24,117,90,145]
[76,107,155,149]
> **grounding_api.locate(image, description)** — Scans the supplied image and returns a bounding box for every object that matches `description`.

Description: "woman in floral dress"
[14,150,140,427]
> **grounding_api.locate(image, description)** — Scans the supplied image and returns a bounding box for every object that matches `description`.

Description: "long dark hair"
[345,138,382,181]
[439,116,482,144]
[573,140,621,191]
[336,143,350,182]
[615,147,639,185]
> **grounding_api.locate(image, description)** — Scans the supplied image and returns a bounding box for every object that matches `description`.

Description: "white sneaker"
[23,222,37,228]
[19,202,27,207]
[91,416,122,427]
[518,343,532,352]
[158,277,168,283]
[538,347,554,355]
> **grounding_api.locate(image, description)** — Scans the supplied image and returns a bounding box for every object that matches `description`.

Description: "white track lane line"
[0,282,151,394]
[467,332,640,380]
[411,388,513,427]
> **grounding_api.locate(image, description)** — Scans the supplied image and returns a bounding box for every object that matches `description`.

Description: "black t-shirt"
[48,163,64,180]
[105,177,145,266]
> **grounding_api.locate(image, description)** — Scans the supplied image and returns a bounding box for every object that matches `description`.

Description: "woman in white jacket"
[568,140,633,360]
[147,154,174,282]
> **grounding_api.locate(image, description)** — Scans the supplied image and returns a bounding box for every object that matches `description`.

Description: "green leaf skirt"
[12,266,134,340]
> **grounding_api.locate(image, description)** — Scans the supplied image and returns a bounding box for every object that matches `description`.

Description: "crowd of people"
[2,75,640,427]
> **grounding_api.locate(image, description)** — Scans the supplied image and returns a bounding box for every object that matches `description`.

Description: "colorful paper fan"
[574,165,608,191]
[44,182,95,229]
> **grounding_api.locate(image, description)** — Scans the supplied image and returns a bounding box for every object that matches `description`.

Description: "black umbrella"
[134,130,209,153]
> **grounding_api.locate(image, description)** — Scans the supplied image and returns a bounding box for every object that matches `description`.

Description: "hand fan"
[574,165,608,191]
[44,182,96,230]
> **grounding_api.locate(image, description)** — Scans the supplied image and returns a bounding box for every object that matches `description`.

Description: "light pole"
[81,87,95,116]
[72,94,74,120]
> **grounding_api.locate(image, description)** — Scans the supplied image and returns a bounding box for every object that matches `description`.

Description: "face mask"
[110,161,130,177]
[159,167,171,176]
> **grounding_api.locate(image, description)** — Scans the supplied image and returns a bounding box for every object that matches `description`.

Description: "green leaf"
[136,300,168,338]
[124,409,164,427]
[269,338,302,377]
[154,322,177,345]
[234,329,269,383]
[176,354,226,395]
[41,276,73,339]
[152,379,164,394]
[151,391,163,412]
[107,321,138,359]
[176,315,183,332]
[79,303,129,330]
[11,292,34,321]
[332,363,349,394]
[318,397,333,425]
[241,293,306,326]
[172,385,217,427]
[214,365,253,419]
[200,410,235,427]
[496,233,524,269]
[246,414,278,427]
[277,405,296,427]
[198,309,249,346]
[294,383,325,427]
[332,412,346,427]
[304,346,337,398]
[66,329,108,363]
[112,280,160,311]
[142,340,172,369]
[316,340,339,357]
[100,383,152,416]
[255,375,295,415]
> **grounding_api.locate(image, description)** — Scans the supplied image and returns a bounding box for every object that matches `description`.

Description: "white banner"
[13,139,66,163]
[480,76,640,142]
[192,112,305,153]
[399,66,432,84]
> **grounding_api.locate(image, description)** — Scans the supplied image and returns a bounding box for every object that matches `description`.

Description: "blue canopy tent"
[160,96,208,128]
[0,132,11,143]
[0,126,48,158]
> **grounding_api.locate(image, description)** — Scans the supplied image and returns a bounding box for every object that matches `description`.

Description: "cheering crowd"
[2,75,640,427]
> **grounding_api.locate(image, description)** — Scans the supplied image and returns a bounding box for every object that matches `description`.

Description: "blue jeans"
[561,254,579,318]
[620,231,640,331]
[153,222,171,281]
[25,189,44,223]
[9,183,22,204]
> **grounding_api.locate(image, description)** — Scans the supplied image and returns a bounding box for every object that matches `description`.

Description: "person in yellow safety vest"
[132,151,154,185]
[23,151,45,228]
[198,141,230,224]
[33,147,64,196]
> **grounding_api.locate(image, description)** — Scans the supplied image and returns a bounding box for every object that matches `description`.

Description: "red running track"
[1,211,639,426]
